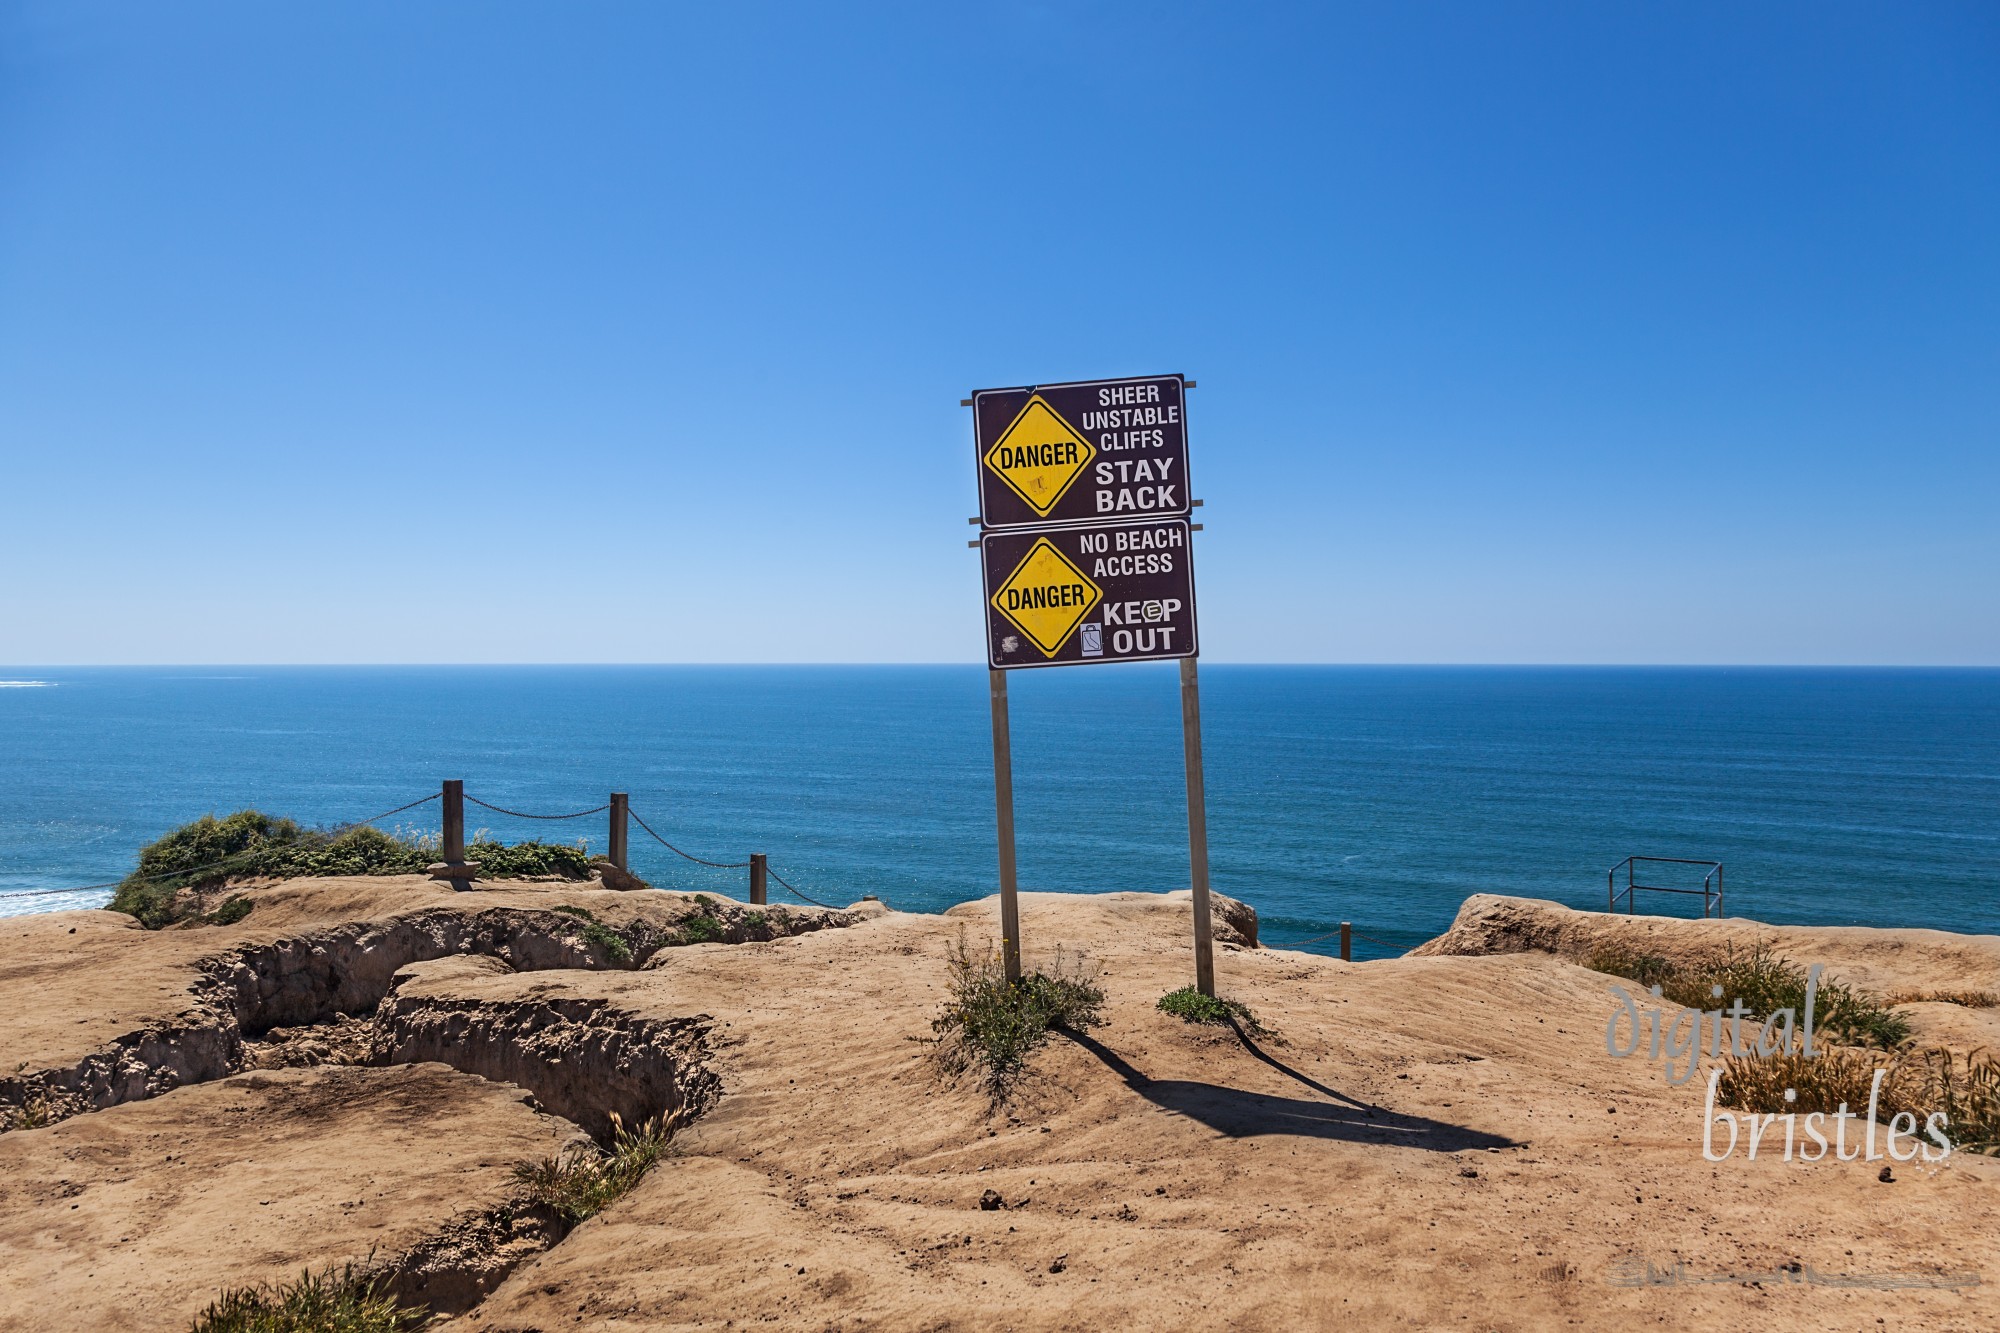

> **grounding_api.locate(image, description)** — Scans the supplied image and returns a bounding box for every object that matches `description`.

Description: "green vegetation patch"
[579,920,633,964]
[924,936,1104,1101]
[674,911,726,945]
[111,811,593,929]
[189,1263,425,1333]
[1157,986,1258,1028]
[469,838,593,881]
[1588,941,1910,1050]
[512,1111,682,1224]
[543,904,635,963]
[203,895,255,926]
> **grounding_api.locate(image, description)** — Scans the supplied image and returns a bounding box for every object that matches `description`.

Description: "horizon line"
[5,662,1999,672]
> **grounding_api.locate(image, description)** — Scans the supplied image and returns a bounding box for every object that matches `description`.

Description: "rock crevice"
[370,987,719,1140]
[3,899,851,1129]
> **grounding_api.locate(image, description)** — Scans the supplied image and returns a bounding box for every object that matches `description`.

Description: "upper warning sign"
[972,374,1190,529]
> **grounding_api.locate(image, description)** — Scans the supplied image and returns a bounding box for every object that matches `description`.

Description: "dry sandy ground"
[0,1064,583,1333]
[2,880,1998,1332]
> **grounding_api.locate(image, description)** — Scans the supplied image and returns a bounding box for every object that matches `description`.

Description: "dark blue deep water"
[1,667,1995,956]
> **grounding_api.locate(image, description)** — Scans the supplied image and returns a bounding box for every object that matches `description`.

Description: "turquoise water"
[1,666,1995,957]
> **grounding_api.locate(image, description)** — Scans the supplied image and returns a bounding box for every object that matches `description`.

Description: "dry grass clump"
[924,935,1105,1101]
[512,1109,684,1224]
[1716,1046,1896,1117]
[1587,940,1910,1049]
[1907,1047,2000,1154]
[2,1096,55,1131]
[1883,990,1998,1009]
[189,1263,423,1332]
[1717,1045,2000,1155]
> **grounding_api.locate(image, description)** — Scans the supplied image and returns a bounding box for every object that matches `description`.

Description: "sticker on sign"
[972,374,1190,530]
[980,519,1198,669]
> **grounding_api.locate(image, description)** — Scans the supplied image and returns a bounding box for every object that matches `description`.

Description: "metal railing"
[1607,855,1723,918]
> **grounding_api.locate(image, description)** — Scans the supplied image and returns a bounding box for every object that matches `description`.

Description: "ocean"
[1,666,1995,957]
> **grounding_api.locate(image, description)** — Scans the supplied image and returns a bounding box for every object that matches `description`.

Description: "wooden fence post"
[430,779,478,887]
[749,853,767,906]
[609,793,628,872]
[443,779,464,863]
[1340,921,1352,962]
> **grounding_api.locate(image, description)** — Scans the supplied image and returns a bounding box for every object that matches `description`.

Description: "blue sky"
[2,2,1994,665]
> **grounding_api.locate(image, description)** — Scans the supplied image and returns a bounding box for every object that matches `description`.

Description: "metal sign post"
[966,373,1213,996]
[1179,657,1216,996]
[989,669,1023,984]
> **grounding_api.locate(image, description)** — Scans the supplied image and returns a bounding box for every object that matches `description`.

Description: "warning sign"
[989,537,1102,655]
[984,397,1096,518]
[981,519,1198,670]
[972,375,1190,529]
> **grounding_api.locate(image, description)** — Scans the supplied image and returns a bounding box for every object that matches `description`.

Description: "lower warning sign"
[980,519,1198,669]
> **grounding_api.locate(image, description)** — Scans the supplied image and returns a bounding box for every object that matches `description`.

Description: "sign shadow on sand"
[1064,1026,1520,1152]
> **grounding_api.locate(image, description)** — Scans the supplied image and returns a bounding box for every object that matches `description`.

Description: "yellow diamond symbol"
[984,395,1096,516]
[991,538,1103,657]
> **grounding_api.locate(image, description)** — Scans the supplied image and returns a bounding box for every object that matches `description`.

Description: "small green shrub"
[207,895,255,926]
[112,881,180,930]
[545,905,632,963]
[1157,986,1258,1028]
[742,910,768,936]
[579,921,633,964]
[676,912,726,945]
[925,936,1104,1101]
[189,1262,425,1332]
[512,1111,683,1224]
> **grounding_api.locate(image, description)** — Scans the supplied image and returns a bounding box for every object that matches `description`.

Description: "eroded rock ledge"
[1,892,856,1130]
[372,975,720,1139]
[1410,893,2000,996]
